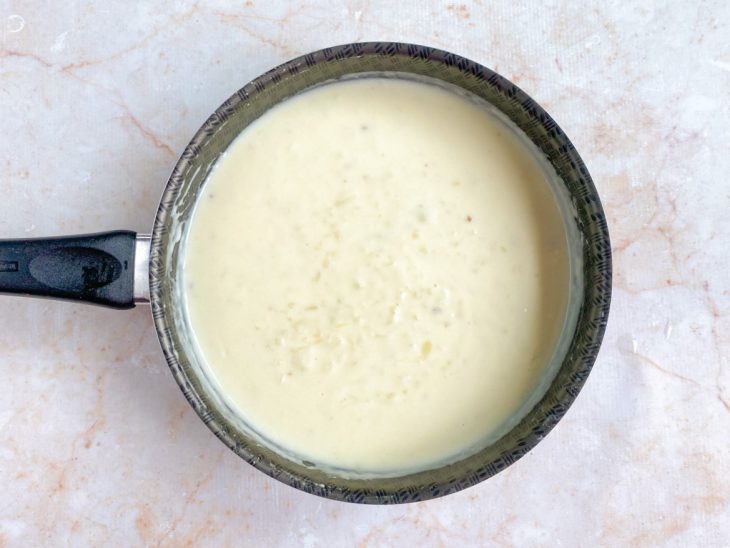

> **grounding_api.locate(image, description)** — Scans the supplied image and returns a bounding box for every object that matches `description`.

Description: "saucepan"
[0,43,611,503]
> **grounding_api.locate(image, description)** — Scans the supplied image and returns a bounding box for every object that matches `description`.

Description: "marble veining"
[1,1,728,546]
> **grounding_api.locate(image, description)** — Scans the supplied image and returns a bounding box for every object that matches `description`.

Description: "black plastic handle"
[0,231,138,309]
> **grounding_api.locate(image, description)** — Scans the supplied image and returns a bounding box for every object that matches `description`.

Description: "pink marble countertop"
[1,1,728,546]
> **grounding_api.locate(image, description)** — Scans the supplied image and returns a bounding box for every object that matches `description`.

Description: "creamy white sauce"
[183,78,569,473]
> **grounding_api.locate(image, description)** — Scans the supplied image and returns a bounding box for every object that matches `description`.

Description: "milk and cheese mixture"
[184,78,569,472]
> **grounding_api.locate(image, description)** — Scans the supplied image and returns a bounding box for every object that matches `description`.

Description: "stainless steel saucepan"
[0,43,611,504]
